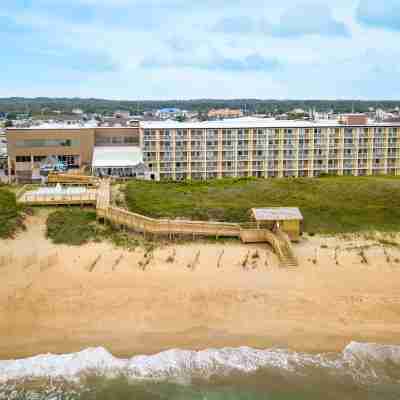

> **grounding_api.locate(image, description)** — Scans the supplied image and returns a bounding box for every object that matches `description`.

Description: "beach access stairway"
[239,226,298,268]
[97,192,298,267]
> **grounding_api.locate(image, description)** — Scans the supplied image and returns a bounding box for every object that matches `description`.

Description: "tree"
[175,115,187,122]
[4,119,13,127]
[6,112,17,120]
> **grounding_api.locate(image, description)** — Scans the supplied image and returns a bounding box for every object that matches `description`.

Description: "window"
[16,155,31,162]
[16,139,80,148]
[111,137,123,144]
[96,137,111,145]
[123,136,139,144]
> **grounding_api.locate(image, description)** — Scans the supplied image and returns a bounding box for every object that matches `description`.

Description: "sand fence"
[0,250,59,271]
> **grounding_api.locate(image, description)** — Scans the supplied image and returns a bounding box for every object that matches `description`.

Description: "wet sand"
[1,213,400,359]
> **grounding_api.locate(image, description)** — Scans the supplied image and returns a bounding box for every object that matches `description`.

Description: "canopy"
[92,146,143,168]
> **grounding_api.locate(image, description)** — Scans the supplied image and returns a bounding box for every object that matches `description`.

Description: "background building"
[6,123,141,182]
[5,118,400,182]
[207,108,243,120]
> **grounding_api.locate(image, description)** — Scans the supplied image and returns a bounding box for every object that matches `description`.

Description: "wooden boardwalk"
[17,177,298,267]
[96,181,297,267]
[96,180,111,210]
[19,190,98,206]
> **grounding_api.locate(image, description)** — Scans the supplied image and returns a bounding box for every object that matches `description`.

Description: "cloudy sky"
[1,0,400,99]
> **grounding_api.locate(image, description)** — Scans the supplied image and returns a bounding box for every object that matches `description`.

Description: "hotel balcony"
[175,154,188,161]
[143,146,157,152]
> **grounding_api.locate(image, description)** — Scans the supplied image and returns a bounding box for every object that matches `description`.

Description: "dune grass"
[124,176,400,234]
[0,187,25,238]
[46,208,147,249]
[46,209,99,245]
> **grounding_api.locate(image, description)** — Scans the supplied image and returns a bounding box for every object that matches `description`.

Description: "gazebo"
[251,207,303,241]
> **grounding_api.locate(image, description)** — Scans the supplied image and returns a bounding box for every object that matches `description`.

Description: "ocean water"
[1,342,400,399]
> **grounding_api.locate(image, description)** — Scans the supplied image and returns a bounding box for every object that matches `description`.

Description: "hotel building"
[6,117,400,181]
[141,118,400,180]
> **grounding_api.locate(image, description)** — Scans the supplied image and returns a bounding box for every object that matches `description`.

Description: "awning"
[92,146,143,168]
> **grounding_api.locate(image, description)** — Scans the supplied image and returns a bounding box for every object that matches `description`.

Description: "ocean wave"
[1,342,400,384]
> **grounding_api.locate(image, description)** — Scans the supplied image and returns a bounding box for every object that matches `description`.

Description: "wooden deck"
[19,190,98,206]
[96,180,111,210]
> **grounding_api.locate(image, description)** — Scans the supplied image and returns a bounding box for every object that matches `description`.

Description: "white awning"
[92,146,143,168]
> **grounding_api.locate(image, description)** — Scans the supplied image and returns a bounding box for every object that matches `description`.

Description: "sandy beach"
[1,212,400,360]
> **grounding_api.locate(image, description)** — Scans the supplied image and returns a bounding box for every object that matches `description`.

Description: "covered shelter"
[92,146,156,180]
[251,207,303,241]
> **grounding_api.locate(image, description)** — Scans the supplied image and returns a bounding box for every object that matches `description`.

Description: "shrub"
[46,209,98,246]
[0,188,24,239]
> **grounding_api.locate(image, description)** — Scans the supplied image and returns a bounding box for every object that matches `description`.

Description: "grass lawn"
[124,176,400,234]
[0,187,25,238]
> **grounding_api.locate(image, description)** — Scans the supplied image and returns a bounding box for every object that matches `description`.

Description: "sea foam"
[1,342,400,383]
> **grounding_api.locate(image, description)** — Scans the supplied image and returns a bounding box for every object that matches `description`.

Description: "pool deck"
[18,189,98,206]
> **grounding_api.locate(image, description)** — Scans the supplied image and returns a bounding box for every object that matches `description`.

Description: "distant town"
[2,98,400,129]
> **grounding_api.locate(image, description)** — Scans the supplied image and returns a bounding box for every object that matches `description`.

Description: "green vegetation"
[46,208,150,249]
[0,187,25,238]
[1,97,400,115]
[124,176,400,234]
[46,209,98,245]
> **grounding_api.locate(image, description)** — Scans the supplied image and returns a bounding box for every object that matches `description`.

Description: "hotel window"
[16,139,80,148]
[124,136,139,144]
[111,137,123,144]
[96,137,111,145]
[33,155,47,162]
[16,155,31,162]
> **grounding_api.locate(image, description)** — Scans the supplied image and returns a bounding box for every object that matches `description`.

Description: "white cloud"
[1,0,400,99]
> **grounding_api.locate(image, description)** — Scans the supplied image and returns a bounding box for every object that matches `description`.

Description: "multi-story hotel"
[141,117,400,180]
[6,116,400,182]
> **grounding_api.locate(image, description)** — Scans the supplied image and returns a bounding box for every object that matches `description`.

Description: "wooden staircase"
[240,227,299,268]
[275,230,299,268]
[279,250,298,268]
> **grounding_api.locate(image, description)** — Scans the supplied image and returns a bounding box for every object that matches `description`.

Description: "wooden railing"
[20,191,98,205]
[48,173,99,185]
[97,206,241,237]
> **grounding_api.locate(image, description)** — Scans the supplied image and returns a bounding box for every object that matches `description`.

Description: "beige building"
[6,123,141,181]
[6,119,400,182]
[207,108,243,119]
[141,120,400,180]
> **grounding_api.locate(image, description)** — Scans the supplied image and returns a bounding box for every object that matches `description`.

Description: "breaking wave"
[1,342,400,385]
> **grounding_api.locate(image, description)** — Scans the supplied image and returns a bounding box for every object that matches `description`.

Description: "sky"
[1,0,400,100]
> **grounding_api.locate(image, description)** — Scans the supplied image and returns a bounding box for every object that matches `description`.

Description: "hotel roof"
[141,118,400,129]
[6,117,400,131]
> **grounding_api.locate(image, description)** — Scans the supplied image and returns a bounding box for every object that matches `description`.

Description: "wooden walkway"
[96,180,297,267]
[16,177,298,267]
[96,180,111,210]
[18,190,97,206]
